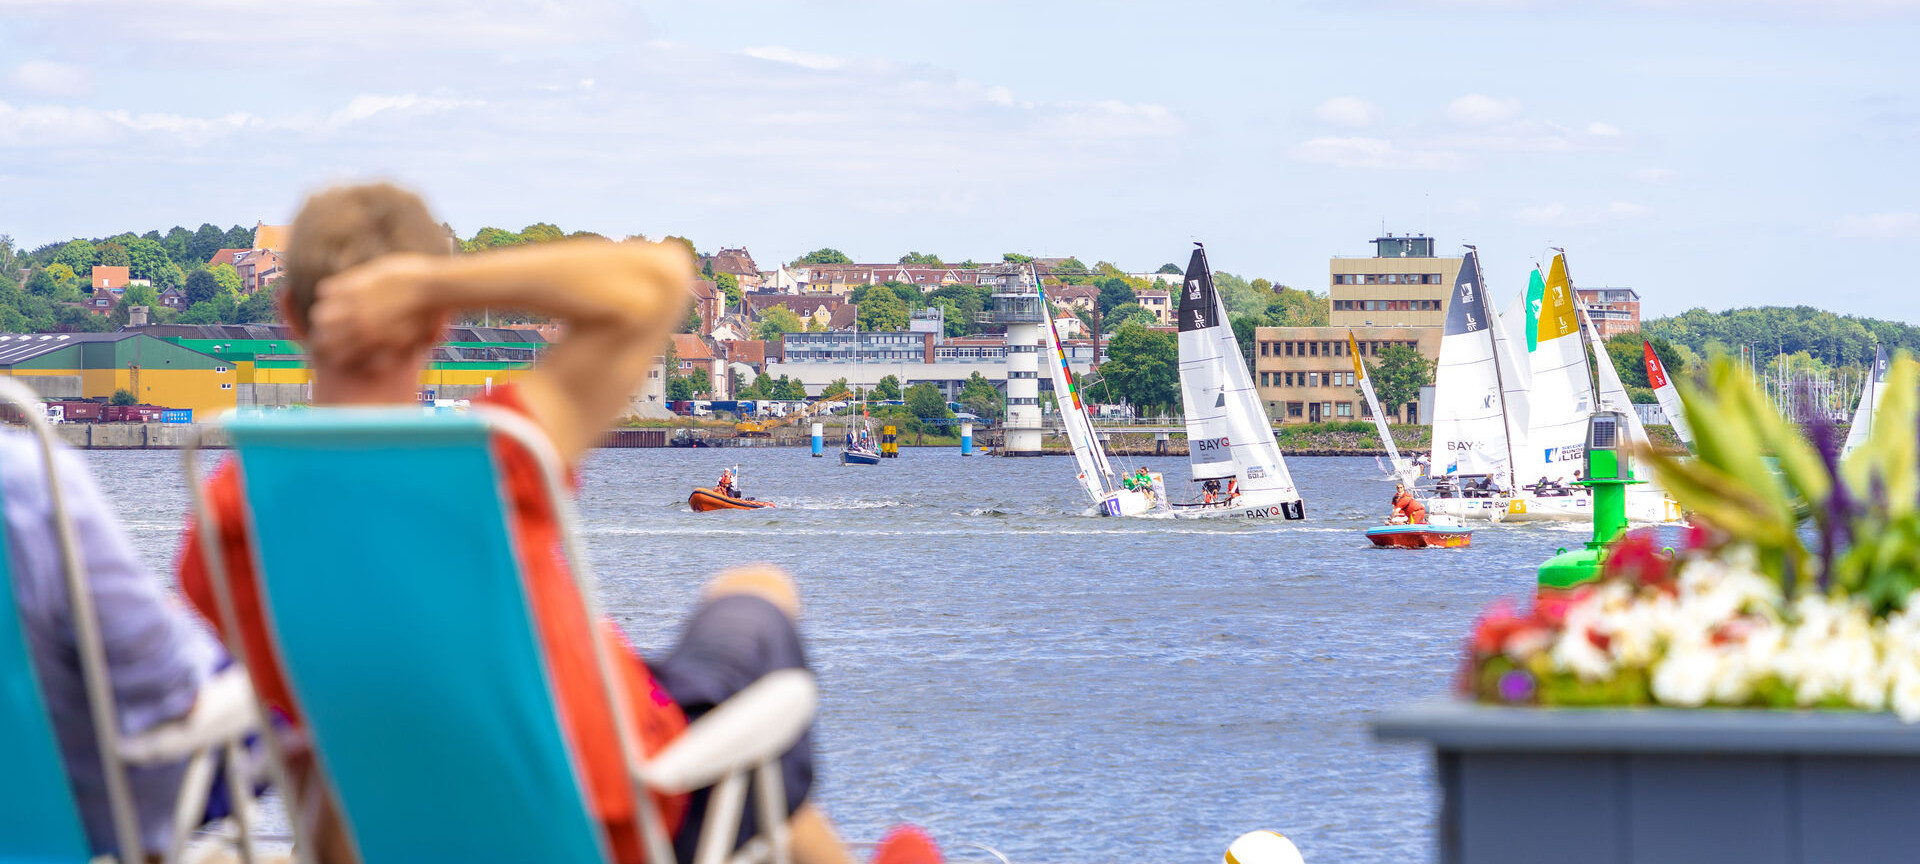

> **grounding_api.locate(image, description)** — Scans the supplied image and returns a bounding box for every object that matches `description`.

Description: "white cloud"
[1314,97,1382,128]
[1837,212,1920,239]
[986,86,1014,107]
[1518,200,1651,226]
[1289,137,1463,170]
[1632,167,1679,184]
[739,46,847,71]
[1445,94,1524,126]
[0,92,478,149]
[1587,121,1623,137]
[8,60,91,97]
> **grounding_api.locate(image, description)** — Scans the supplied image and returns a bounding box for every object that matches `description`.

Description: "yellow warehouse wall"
[18,367,236,415]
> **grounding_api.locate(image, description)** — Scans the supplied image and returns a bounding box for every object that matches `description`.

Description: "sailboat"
[1039,286,1163,516]
[1349,331,1420,488]
[1841,345,1891,459]
[1425,247,1533,522]
[1643,341,1694,451]
[840,315,881,465]
[1172,244,1305,520]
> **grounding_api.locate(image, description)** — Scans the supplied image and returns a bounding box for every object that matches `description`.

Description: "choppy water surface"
[93,447,1591,864]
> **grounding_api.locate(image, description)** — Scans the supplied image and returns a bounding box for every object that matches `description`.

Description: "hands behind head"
[310,253,444,376]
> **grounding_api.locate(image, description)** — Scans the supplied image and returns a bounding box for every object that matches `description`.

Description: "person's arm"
[311,240,694,466]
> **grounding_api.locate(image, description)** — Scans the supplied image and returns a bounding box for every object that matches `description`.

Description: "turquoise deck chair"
[0,379,261,864]
[191,407,815,864]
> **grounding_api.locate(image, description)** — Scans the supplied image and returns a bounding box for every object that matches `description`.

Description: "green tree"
[858,284,910,331]
[1097,323,1180,414]
[110,389,139,406]
[1156,263,1182,275]
[1002,252,1033,263]
[189,223,227,263]
[519,223,565,244]
[1103,302,1157,332]
[1054,257,1088,275]
[905,381,951,419]
[821,377,852,400]
[1096,277,1136,315]
[796,248,851,265]
[667,376,697,401]
[209,263,243,295]
[45,263,80,296]
[232,286,278,323]
[754,305,806,341]
[124,237,182,288]
[744,372,775,399]
[55,306,112,333]
[184,268,222,305]
[682,306,702,334]
[774,376,808,400]
[1366,343,1435,421]
[53,240,97,276]
[958,372,1001,419]
[95,242,130,269]
[715,272,742,310]
[872,374,902,401]
[24,267,58,297]
[468,227,523,250]
[223,225,254,250]
[898,252,944,266]
[1232,315,1261,371]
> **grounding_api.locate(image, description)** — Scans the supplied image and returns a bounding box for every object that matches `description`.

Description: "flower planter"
[1375,700,1920,864]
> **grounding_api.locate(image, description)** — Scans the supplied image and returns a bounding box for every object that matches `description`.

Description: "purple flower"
[1809,416,1852,592]
[1497,669,1536,704]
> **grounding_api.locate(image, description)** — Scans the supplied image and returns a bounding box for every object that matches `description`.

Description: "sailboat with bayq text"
[1038,279,1165,516]
[1170,244,1305,520]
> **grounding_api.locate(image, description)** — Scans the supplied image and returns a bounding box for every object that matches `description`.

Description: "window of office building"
[1307,372,1320,387]
[1337,402,1353,418]
[1287,402,1304,417]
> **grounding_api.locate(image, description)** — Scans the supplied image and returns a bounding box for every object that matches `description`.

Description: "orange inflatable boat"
[688,487,774,512]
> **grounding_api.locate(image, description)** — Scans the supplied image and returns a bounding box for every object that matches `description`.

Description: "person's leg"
[651,566,830,864]
[790,804,856,864]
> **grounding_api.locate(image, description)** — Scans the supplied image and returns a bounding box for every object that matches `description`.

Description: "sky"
[3,0,1918,320]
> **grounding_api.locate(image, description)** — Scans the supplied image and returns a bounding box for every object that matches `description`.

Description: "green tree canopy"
[184,268,223,305]
[715,273,742,309]
[821,377,852,400]
[1096,277,1136,315]
[858,284,910,331]
[905,381,951,419]
[873,374,902,401]
[96,242,131,269]
[53,240,97,276]
[898,252,943,266]
[1156,263,1183,275]
[796,248,851,265]
[188,223,227,263]
[1366,343,1435,420]
[1103,302,1157,332]
[742,372,775,399]
[1002,252,1033,263]
[519,223,565,244]
[754,305,806,341]
[1097,323,1180,414]
[124,237,182,288]
[957,372,1000,419]
[110,389,139,406]
[774,376,808,400]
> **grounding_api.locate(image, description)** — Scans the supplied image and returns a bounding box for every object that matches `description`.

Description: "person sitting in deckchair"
[177,182,937,864]
[3,430,253,859]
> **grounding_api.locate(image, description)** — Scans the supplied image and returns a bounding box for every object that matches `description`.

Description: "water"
[91,447,1591,864]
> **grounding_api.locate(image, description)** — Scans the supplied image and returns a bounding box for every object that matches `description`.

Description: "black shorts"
[648,594,815,862]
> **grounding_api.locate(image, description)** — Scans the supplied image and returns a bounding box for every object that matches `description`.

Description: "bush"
[110,389,138,406]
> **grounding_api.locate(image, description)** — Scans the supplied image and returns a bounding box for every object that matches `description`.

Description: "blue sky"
[3,0,1916,319]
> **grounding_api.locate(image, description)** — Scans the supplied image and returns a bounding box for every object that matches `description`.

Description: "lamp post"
[1537,410,1642,591]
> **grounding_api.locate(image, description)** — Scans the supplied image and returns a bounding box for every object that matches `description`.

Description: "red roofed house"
[234,249,284,293]
[690,279,721,333]
[702,247,762,289]
[669,333,726,398]
[89,286,117,311]
[207,249,249,269]
[159,288,189,309]
[91,266,130,292]
[1047,284,1099,311]
[827,303,860,331]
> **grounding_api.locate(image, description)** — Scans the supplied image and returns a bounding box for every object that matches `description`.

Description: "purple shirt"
[3,432,223,855]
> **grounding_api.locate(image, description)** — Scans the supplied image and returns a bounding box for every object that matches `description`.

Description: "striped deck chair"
[0,379,260,864]
[188,406,816,864]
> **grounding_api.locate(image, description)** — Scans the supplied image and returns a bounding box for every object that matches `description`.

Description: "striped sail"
[1429,249,1530,489]
[1526,253,1594,485]
[1177,245,1303,508]
[1040,295,1114,501]
[1644,341,1694,450]
[1842,345,1890,459]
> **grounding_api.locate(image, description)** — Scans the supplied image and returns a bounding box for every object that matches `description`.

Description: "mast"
[1467,245,1519,491]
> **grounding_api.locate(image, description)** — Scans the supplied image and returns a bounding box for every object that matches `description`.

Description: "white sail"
[1524,253,1594,486]
[1499,290,1534,391]
[1644,341,1694,450]
[1349,331,1416,484]
[1842,345,1890,459]
[1429,249,1529,490]
[1177,245,1303,513]
[1578,296,1649,448]
[1040,294,1114,501]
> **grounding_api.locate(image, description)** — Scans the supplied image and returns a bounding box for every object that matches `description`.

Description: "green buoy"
[1537,410,1641,591]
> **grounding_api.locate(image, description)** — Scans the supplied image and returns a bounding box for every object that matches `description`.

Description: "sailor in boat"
[1390,483,1429,525]
[173,183,944,864]
[717,468,743,500]
[1226,477,1239,502]
[1202,477,1222,504]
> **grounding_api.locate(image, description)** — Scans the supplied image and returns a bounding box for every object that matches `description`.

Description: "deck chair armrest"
[119,666,262,766]
[643,669,818,795]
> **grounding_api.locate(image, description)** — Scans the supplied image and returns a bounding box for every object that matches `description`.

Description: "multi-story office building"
[1256,233,1457,424]
[1252,327,1443,424]
[1576,287,1640,339]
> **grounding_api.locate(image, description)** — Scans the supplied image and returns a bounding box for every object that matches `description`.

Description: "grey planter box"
[1375,700,1920,864]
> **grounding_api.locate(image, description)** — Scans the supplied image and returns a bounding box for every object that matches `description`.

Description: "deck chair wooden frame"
[186,405,815,864]
[0,378,262,864]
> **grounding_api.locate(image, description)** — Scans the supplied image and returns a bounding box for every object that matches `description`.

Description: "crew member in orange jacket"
[1391,483,1428,525]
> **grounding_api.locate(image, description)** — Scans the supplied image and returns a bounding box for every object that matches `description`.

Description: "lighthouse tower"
[985,264,1046,456]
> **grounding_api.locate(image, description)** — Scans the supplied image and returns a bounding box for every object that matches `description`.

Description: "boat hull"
[1366,524,1473,548]
[1425,488,1683,524]
[840,449,881,466]
[1168,493,1305,521]
[1094,488,1159,517]
[688,488,774,512]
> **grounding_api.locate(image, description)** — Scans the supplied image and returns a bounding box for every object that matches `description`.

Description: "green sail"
[1525,268,1546,352]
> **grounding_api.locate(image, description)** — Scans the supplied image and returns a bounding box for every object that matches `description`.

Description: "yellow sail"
[1538,253,1580,342]
[1348,332,1367,381]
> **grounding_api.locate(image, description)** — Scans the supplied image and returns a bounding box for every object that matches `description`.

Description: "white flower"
[1653,642,1719,707]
